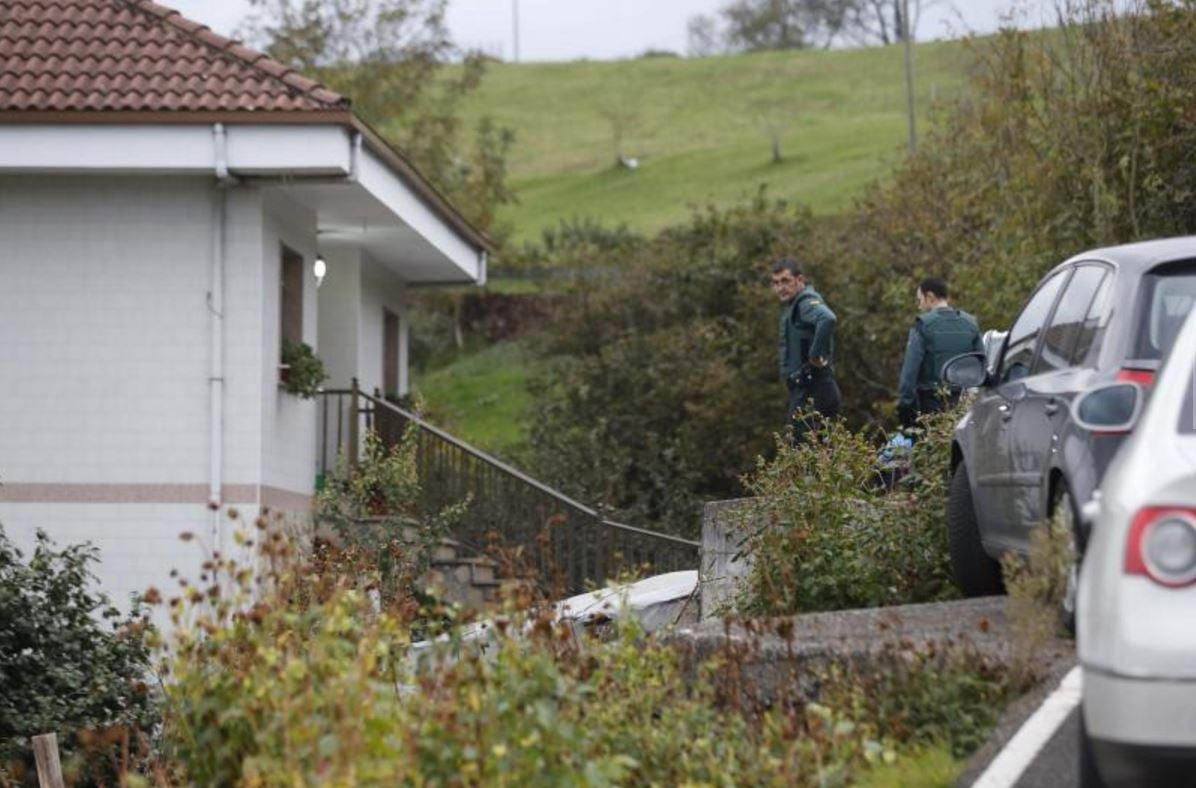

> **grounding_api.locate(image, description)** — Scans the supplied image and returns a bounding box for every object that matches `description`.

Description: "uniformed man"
[897,277,983,430]
[771,258,841,443]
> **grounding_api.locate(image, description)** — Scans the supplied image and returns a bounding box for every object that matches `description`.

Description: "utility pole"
[512,0,521,62]
[902,0,917,153]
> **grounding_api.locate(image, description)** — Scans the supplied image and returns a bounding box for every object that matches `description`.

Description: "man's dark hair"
[918,277,949,300]
[771,258,804,277]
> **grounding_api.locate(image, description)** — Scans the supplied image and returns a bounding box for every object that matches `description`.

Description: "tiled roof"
[0,0,349,113]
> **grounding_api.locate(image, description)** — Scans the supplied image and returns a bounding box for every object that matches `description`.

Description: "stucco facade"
[0,173,338,605]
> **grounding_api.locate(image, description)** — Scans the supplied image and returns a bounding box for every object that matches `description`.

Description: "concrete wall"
[0,174,266,609]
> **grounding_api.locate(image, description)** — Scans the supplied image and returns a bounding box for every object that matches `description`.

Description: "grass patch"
[854,743,961,788]
[459,40,979,240]
[412,341,533,457]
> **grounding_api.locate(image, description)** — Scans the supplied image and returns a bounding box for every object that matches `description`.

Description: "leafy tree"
[242,0,514,232]
[0,526,158,784]
[819,0,1196,424]
[526,196,817,535]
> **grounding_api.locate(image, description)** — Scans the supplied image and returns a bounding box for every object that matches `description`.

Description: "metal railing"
[317,384,699,595]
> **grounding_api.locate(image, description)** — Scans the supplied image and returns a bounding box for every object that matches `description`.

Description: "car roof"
[1063,236,1196,272]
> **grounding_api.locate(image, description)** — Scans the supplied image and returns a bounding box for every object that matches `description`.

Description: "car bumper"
[1084,667,1196,783]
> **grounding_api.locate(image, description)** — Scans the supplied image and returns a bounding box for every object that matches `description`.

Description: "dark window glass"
[1072,272,1112,366]
[1035,265,1108,374]
[1133,262,1196,361]
[1001,270,1068,383]
[280,247,304,352]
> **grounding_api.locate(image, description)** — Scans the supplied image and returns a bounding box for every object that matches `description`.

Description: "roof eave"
[0,109,494,255]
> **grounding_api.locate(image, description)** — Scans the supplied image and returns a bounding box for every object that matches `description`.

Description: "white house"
[0,0,489,608]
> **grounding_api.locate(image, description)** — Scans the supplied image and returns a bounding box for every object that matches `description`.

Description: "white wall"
[316,248,363,391]
[358,256,409,397]
[0,174,265,610]
[260,188,320,503]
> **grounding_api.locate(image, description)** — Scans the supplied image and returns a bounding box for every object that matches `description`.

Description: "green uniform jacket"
[897,306,983,409]
[778,286,838,382]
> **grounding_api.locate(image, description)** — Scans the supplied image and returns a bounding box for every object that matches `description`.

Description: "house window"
[383,309,399,397]
[280,247,304,356]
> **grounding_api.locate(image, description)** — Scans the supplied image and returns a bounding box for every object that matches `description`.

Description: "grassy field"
[460,40,979,241]
[424,39,985,449]
[411,341,535,458]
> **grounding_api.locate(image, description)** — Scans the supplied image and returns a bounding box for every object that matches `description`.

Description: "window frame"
[1031,261,1113,376]
[997,267,1072,385]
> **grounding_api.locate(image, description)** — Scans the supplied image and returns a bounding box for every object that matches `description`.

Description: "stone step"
[431,555,499,586]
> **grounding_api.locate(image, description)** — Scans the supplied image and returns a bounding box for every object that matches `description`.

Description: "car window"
[1072,272,1113,366]
[1133,262,1196,361]
[1034,265,1108,374]
[1001,270,1069,383]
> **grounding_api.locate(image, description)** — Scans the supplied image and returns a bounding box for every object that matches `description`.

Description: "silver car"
[1076,308,1196,786]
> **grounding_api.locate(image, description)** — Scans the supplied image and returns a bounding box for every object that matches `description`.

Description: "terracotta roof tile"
[0,0,349,113]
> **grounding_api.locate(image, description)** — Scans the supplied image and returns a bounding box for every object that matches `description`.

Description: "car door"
[971,268,1070,543]
[1009,264,1111,543]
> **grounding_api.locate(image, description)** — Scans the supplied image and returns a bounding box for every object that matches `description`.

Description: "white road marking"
[972,666,1083,788]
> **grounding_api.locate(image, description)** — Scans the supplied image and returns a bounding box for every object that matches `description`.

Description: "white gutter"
[208,123,233,546]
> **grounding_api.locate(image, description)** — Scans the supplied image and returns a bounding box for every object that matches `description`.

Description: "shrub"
[737,407,960,616]
[314,429,466,604]
[156,525,1011,786]
[0,525,158,785]
[1002,508,1075,685]
[820,642,1016,761]
[527,196,815,535]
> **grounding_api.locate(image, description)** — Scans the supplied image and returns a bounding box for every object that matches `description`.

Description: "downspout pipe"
[208,123,233,547]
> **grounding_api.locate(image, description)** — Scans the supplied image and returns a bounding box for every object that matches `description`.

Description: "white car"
[1076,308,1196,786]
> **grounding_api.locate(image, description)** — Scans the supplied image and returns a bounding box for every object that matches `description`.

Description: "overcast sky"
[165,0,1058,62]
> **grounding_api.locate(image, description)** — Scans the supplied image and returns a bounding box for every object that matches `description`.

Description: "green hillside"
[460,40,979,240]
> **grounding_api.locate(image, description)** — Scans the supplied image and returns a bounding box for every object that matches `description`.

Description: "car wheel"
[1054,485,1081,636]
[1079,709,1107,788]
[947,462,1004,596]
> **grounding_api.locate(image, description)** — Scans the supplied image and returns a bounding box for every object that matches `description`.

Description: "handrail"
[316,385,700,594]
[353,389,699,549]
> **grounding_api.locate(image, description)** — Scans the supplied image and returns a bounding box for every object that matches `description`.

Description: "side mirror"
[942,353,989,389]
[1072,382,1143,433]
[981,329,1008,376]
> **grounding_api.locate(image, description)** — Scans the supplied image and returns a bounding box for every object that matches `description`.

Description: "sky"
[165,0,1059,62]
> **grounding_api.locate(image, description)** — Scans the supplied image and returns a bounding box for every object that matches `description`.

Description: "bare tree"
[598,97,641,168]
[748,97,800,164]
[687,14,723,57]
[842,0,939,45]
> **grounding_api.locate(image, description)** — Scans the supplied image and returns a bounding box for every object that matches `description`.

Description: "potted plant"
[279,339,327,399]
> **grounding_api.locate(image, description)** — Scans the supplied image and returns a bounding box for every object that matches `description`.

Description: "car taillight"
[1117,367,1156,387]
[1125,508,1196,587]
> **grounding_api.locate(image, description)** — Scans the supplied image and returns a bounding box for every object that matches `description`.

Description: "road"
[968,665,1082,787]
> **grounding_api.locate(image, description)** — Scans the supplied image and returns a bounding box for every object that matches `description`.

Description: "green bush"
[737,408,959,616]
[156,525,1011,786]
[526,196,815,535]
[820,0,1196,423]
[519,2,1196,537]
[820,643,1015,761]
[314,429,466,606]
[0,525,158,785]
